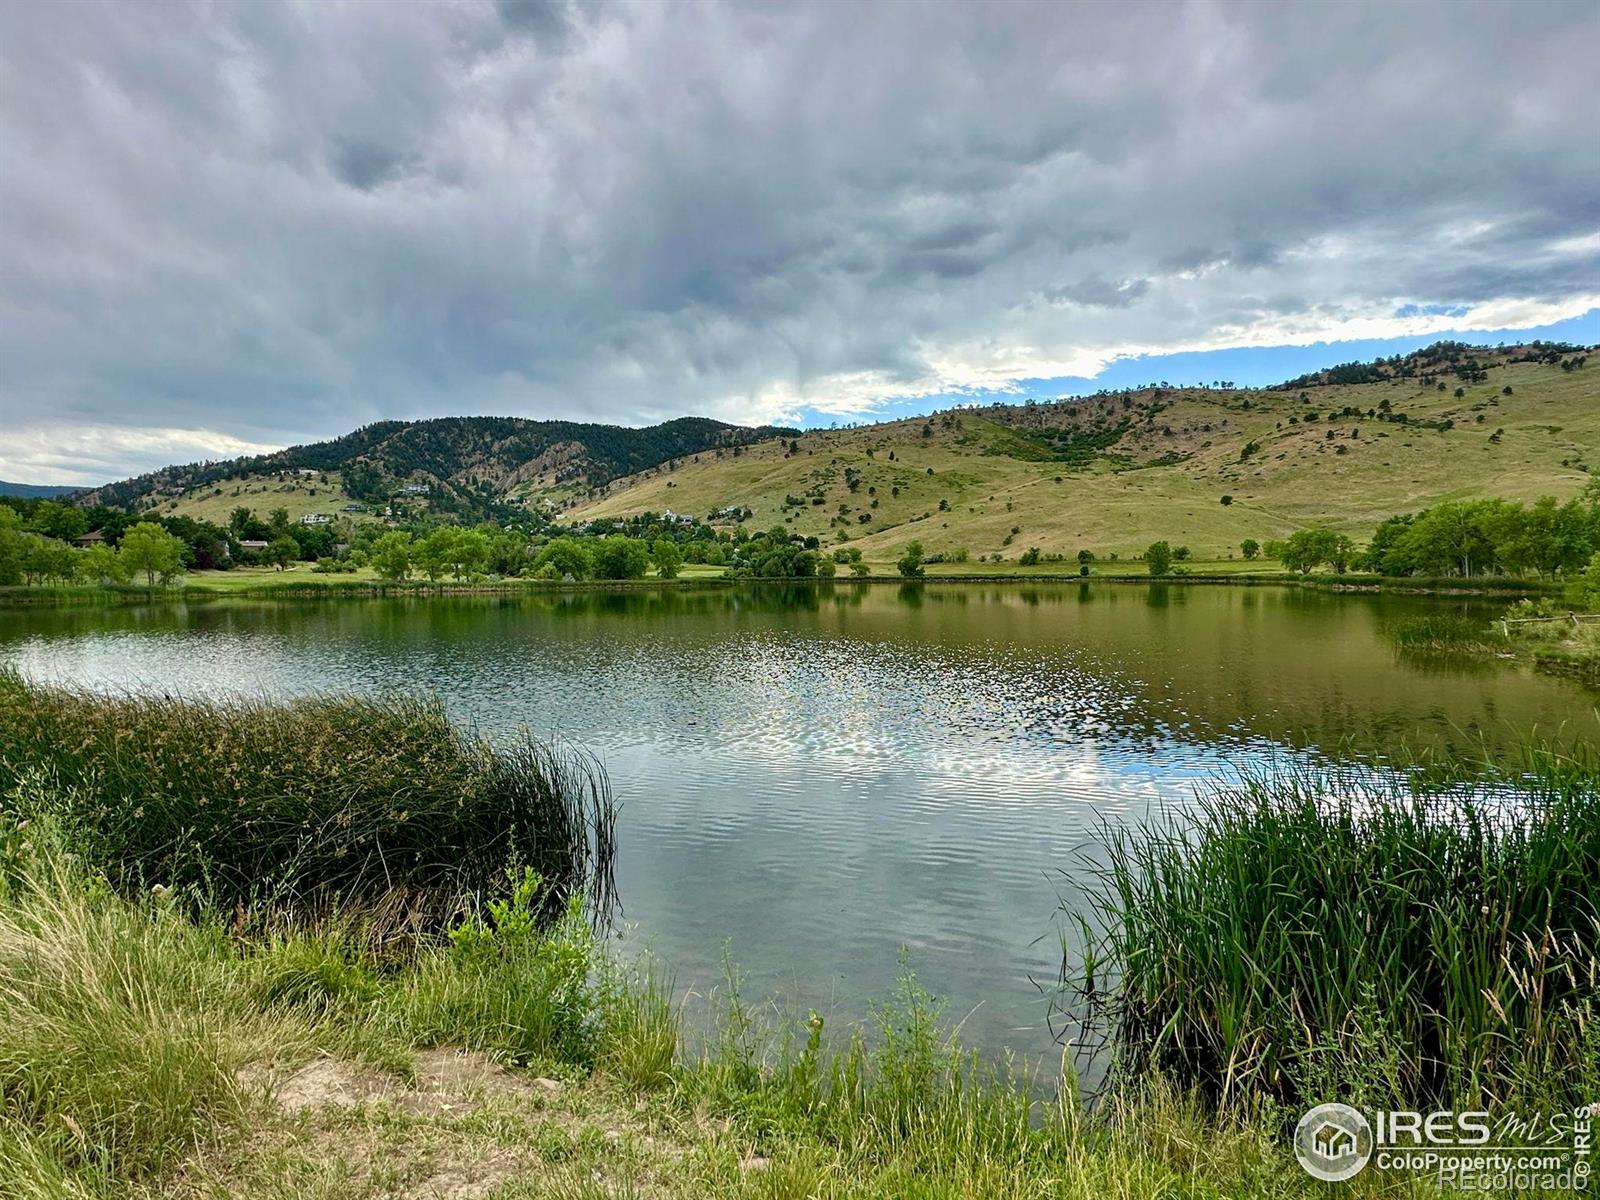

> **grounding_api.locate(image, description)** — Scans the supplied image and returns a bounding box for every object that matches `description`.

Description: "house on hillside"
[298,513,331,526]
[238,539,269,554]
[73,530,105,547]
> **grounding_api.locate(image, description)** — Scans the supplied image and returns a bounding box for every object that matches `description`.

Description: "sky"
[1,0,1597,485]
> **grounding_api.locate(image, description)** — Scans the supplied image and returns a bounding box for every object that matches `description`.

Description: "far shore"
[0,560,1563,606]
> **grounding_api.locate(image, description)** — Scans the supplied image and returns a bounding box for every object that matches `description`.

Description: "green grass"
[190,564,388,588]
[1069,748,1600,1114]
[1504,608,1600,689]
[0,671,615,923]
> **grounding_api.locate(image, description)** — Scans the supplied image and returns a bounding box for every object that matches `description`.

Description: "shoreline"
[0,570,1560,606]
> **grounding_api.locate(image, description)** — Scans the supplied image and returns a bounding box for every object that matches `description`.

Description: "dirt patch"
[249,1058,402,1113]
[243,1051,566,1119]
[412,1048,550,1095]
[404,1048,562,1116]
[406,1147,528,1199]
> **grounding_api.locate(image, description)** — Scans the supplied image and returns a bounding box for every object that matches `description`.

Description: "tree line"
[10,486,1600,592]
[1139,488,1600,582]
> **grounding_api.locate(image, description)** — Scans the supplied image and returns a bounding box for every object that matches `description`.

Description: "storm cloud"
[2,0,1597,482]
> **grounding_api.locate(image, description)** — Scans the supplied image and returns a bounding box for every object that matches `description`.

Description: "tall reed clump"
[0,669,614,923]
[1069,748,1600,1112]
[1387,612,1491,650]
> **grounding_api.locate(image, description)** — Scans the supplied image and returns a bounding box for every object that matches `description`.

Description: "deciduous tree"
[119,522,186,586]
[1145,540,1172,576]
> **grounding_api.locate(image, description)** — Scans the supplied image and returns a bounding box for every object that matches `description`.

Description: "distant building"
[661,510,696,526]
[238,539,269,553]
[397,483,430,496]
[298,513,331,526]
[342,503,364,513]
[74,530,105,546]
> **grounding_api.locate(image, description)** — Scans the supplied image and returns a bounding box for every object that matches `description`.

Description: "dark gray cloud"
[1,0,1597,481]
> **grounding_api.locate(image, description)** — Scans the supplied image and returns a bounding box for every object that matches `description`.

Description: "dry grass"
[146,470,380,527]
[573,356,1597,561]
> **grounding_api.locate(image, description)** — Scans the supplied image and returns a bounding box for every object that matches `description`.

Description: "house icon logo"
[1294,1103,1373,1181]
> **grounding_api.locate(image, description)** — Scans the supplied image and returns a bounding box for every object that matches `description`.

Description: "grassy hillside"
[81,416,795,522]
[143,469,374,526]
[571,344,1598,561]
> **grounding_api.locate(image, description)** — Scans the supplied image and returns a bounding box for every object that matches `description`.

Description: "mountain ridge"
[62,339,1599,558]
[0,481,87,500]
[79,414,797,519]
[568,340,1598,559]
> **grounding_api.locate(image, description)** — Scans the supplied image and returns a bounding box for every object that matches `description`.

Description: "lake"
[2,582,1592,1062]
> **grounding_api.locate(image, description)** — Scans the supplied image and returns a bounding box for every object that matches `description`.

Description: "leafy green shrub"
[391,868,599,1065]
[1569,552,1600,609]
[896,541,925,578]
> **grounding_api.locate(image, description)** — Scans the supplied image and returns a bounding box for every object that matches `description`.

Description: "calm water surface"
[3,583,1594,1059]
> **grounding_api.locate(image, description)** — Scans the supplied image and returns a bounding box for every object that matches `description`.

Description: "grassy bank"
[0,683,1334,1198]
[0,829,1352,1200]
[1385,600,1600,688]
[1501,606,1600,689]
[0,564,1564,608]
